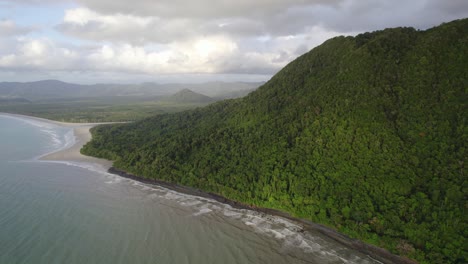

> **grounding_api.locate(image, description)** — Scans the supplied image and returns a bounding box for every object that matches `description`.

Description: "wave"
[0,114,74,156]
[105,176,379,264]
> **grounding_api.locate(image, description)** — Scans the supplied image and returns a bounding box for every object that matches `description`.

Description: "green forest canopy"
[82,19,467,263]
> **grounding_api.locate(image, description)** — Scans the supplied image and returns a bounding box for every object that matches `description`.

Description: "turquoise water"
[0,115,379,264]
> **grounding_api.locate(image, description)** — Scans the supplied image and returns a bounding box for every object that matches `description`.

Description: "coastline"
[108,167,417,264]
[0,113,113,169]
[39,125,113,169]
[1,112,417,264]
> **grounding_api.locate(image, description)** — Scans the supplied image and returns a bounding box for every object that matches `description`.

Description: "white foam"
[104,177,123,184]
[1,114,80,160]
[0,114,71,151]
[32,159,112,177]
[181,200,202,207]
[193,207,212,216]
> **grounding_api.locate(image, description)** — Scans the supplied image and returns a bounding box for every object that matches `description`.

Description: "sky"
[0,0,467,84]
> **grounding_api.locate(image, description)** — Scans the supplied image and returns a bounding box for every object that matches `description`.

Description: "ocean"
[0,114,379,264]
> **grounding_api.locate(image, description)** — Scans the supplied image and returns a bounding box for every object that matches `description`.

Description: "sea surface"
[0,114,380,264]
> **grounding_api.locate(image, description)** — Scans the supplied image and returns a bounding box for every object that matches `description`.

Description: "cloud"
[0,20,33,37]
[0,34,308,76]
[57,8,194,44]
[0,38,78,70]
[57,1,468,47]
[1,0,467,83]
[74,0,339,19]
[51,5,348,76]
[72,0,468,35]
[293,0,468,32]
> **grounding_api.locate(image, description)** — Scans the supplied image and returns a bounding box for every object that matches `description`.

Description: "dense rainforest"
[82,19,467,263]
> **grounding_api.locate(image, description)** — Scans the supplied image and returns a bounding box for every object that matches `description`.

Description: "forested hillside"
[82,19,467,263]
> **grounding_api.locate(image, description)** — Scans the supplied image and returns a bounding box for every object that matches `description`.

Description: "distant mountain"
[0,80,261,101]
[164,89,214,104]
[0,80,83,100]
[82,19,468,264]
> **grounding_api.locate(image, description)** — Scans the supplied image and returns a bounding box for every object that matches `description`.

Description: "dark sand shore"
[108,167,417,264]
[2,113,417,264]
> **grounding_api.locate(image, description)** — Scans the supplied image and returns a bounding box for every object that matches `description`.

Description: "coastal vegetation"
[81,19,468,263]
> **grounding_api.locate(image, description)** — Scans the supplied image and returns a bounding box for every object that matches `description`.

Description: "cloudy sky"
[0,0,467,84]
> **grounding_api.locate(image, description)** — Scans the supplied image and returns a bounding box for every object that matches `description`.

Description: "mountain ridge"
[82,19,467,263]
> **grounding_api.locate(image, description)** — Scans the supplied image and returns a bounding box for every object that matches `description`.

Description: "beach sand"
[39,125,113,169]
[1,113,114,169]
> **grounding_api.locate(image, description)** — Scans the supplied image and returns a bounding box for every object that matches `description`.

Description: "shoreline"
[1,112,417,264]
[39,125,113,169]
[0,113,113,169]
[108,167,417,264]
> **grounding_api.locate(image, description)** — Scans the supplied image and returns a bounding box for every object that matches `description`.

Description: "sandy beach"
[40,125,113,169]
[1,113,114,170]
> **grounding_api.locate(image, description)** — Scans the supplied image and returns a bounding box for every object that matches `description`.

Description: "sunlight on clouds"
[195,39,218,58]
[21,39,47,57]
[0,54,16,66]
[86,37,239,74]
[63,8,95,25]
[193,36,237,59]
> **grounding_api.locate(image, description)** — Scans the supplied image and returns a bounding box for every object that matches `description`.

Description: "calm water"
[0,114,379,264]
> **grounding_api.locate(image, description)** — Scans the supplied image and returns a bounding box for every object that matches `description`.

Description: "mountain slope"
[82,19,467,263]
[163,89,214,103]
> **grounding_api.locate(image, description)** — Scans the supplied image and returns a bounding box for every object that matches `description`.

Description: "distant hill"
[83,19,468,264]
[164,89,214,104]
[0,80,260,101]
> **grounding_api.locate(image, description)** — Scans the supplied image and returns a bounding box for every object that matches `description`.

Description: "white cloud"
[85,36,240,74]
[0,32,312,76]
[0,38,78,70]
